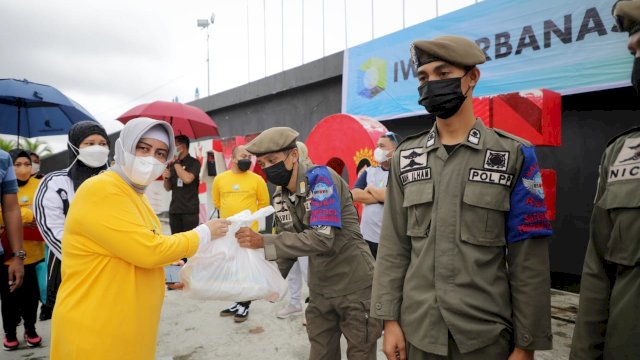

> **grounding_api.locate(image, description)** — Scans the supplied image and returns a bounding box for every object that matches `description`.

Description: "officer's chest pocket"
[461,182,510,246]
[402,182,433,237]
[597,181,640,266]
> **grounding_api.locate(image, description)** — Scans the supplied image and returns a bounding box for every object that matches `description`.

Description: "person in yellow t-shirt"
[0,149,43,350]
[49,118,230,360]
[213,145,269,323]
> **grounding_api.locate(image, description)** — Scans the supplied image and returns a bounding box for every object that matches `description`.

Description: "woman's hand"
[205,219,231,239]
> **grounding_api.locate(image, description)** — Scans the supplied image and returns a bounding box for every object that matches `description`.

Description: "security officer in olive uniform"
[236,127,382,360]
[370,36,553,360]
[570,2,640,359]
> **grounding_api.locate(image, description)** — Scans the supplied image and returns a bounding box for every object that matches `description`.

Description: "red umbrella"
[117,101,219,138]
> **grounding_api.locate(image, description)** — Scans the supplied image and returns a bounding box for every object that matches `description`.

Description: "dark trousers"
[46,249,62,308]
[0,262,41,335]
[365,240,378,259]
[169,213,200,234]
[169,213,199,262]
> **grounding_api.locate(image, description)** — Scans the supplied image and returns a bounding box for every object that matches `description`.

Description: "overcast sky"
[1,0,477,152]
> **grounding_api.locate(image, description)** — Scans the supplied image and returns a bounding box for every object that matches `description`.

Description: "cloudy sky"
[1,0,478,152]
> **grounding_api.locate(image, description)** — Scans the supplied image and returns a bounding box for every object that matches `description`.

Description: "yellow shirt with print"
[212,169,270,231]
[0,177,43,265]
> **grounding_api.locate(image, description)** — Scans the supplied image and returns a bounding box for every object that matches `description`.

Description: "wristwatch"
[12,250,26,260]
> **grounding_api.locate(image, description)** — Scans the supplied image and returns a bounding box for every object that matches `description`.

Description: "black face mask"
[632,57,640,95]
[264,159,294,186]
[418,72,471,119]
[237,159,252,172]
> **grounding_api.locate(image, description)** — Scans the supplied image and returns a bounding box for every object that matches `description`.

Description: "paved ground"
[2,287,575,359]
[3,219,576,359]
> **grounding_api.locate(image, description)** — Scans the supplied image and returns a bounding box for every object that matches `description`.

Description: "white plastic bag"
[180,206,288,302]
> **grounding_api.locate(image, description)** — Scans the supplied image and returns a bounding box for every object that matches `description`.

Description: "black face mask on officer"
[237,159,252,172]
[264,152,294,186]
[632,57,640,95]
[418,70,472,119]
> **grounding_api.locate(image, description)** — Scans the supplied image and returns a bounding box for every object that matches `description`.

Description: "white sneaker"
[276,304,303,319]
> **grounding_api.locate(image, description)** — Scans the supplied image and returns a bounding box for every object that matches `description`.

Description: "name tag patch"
[484,150,509,171]
[609,138,640,182]
[277,210,292,223]
[608,164,640,182]
[469,168,513,186]
[399,148,431,185]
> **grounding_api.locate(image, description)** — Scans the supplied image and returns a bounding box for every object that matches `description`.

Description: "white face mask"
[374,148,390,163]
[122,151,167,186]
[77,145,109,168]
[30,163,40,175]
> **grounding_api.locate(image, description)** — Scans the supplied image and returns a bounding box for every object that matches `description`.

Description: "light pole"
[197,12,215,96]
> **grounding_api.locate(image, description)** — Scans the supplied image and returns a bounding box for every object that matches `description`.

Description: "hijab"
[67,121,110,191]
[111,117,175,193]
[9,149,32,187]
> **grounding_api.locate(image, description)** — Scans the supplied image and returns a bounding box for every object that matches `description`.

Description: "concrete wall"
[190,52,344,141]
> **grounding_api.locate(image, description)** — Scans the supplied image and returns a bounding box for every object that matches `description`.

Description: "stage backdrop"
[343,0,631,120]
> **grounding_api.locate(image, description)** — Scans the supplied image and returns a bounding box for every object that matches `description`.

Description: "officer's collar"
[292,161,310,196]
[425,118,486,152]
[461,118,486,151]
[424,124,441,152]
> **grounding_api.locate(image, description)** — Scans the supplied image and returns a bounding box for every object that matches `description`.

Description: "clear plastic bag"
[180,206,288,302]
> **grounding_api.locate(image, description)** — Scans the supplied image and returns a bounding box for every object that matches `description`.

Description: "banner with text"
[342,0,631,120]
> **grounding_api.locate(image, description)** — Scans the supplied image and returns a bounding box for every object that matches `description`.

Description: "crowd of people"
[0,1,639,359]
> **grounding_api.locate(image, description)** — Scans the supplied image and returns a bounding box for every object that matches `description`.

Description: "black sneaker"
[39,304,52,321]
[234,304,249,323]
[219,303,240,317]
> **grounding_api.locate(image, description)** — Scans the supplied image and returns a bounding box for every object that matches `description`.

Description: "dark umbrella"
[0,78,97,139]
[117,100,219,139]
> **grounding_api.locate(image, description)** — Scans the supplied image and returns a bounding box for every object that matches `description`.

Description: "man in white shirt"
[351,132,401,258]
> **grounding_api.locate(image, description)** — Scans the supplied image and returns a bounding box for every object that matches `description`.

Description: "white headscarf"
[112,117,176,193]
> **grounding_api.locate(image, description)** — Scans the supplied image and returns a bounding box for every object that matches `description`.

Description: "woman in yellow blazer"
[0,149,43,350]
[50,118,230,360]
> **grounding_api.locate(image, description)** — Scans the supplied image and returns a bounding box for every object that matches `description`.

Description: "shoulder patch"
[493,128,532,147]
[506,145,552,243]
[306,166,342,228]
[607,126,640,147]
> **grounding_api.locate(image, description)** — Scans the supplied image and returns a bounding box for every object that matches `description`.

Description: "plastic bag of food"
[181,206,287,302]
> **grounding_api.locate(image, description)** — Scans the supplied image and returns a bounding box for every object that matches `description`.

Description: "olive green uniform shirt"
[371,119,553,355]
[571,127,640,359]
[262,162,375,298]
